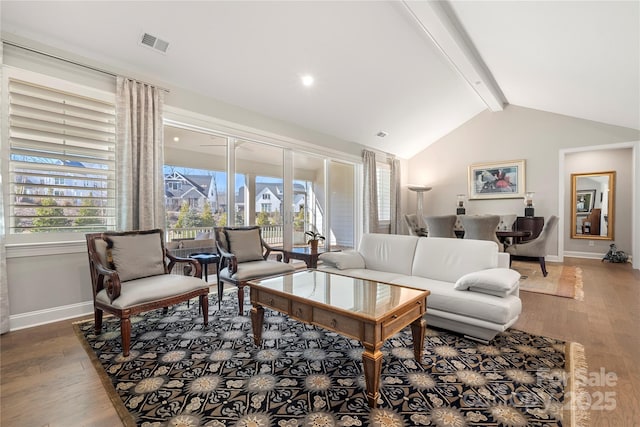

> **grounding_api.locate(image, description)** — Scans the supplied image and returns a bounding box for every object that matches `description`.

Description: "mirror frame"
[570,171,616,240]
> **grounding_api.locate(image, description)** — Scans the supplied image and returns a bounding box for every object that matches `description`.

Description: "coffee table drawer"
[291,301,312,322]
[382,301,424,338]
[254,290,290,312]
[313,308,362,338]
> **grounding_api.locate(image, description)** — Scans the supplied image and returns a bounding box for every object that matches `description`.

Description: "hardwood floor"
[1,258,638,426]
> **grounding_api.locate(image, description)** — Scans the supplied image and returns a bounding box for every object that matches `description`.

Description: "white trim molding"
[9,301,93,331]
[5,240,87,258]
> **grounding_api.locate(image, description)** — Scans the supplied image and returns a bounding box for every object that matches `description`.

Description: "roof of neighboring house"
[164,171,210,199]
[236,182,306,203]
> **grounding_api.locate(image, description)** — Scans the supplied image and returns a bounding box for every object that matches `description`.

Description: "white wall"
[564,149,632,255]
[407,105,640,259]
[2,41,367,330]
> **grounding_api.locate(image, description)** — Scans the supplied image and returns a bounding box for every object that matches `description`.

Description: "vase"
[309,240,319,253]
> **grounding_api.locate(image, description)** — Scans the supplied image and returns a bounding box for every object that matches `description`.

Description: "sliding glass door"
[234,139,284,246]
[163,121,357,250]
[163,125,227,241]
[292,152,326,248]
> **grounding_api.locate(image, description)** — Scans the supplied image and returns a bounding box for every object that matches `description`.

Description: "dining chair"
[506,215,559,276]
[423,215,457,238]
[404,214,425,236]
[460,215,502,249]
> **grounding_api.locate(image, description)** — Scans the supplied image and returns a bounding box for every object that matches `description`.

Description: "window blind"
[8,78,116,233]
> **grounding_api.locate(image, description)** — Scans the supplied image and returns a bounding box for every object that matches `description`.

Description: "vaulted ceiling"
[2,1,638,158]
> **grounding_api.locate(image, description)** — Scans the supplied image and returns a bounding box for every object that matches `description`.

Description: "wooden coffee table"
[247,270,430,408]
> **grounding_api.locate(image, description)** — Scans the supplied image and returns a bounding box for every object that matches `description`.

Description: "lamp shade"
[408,185,432,192]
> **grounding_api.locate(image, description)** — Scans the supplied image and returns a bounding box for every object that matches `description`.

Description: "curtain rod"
[2,40,170,93]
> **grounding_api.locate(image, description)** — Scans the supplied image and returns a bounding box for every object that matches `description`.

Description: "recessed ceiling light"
[173,137,180,142]
[301,75,314,87]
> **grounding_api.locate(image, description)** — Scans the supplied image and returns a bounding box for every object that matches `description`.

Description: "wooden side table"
[278,247,333,268]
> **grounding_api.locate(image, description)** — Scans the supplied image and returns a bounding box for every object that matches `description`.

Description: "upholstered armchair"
[215,226,295,314]
[460,215,502,249]
[506,216,559,276]
[404,214,426,236]
[85,229,209,357]
[423,215,457,238]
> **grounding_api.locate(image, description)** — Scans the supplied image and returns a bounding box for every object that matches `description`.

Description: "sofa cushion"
[358,233,419,276]
[412,237,499,283]
[390,276,521,325]
[104,231,165,282]
[454,268,521,294]
[225,228,264,262]
[318,250,365,270]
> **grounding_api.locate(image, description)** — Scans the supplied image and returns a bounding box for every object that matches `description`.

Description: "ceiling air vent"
[140,32,170,54]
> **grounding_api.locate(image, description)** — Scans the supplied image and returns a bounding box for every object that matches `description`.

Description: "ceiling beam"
[402,0,507,112]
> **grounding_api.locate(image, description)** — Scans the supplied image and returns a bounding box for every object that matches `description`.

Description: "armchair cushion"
[95,274,207,309]
[225,228,264,262]
[318,250,365,270]
[104,232,165,282]
[454,268,520,296]
[219,260,294,281]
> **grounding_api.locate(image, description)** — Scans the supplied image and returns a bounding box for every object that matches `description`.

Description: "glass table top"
[249,270,428,319]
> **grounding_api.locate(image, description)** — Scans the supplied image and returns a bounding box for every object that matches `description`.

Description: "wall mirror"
[571,171,615,240]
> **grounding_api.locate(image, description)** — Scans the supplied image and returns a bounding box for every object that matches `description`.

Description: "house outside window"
[5,73,116,235]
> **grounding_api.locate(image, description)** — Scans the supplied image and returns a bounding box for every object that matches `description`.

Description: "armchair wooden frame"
[215,226,292,314]
[86,229,209,356]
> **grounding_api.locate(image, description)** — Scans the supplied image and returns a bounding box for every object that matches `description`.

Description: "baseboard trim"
[9,301,93,331]
[564,251,606,260]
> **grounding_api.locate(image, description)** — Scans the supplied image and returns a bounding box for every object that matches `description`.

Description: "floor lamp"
[408,185,432,226]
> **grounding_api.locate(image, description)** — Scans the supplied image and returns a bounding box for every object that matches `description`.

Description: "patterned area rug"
[75,294,588,427]
[511,261,584,301]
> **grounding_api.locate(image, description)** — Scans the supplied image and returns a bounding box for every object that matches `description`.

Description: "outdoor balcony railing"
[166,225,285,246]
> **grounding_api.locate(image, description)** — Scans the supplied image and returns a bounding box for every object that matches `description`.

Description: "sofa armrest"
[497,252,510,268]
[318,250,365,270]
[454,268,520,297]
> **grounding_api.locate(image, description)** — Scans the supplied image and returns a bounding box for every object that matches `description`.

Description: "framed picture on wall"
[468,160,525,200]
[576,189,596,213]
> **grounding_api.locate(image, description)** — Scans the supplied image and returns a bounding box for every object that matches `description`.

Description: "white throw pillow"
[454,268,520,293]
[319,250,365,270]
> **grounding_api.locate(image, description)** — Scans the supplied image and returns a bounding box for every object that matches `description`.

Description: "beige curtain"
[116,77,166,231]
[390,157,402,234]
[0,173,9,334]
[362,149,379,234]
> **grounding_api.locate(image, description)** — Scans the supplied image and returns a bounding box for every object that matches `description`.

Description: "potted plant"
[305,231,325,253]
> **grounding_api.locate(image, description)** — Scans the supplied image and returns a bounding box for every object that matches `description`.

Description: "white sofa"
[318,233,522,342]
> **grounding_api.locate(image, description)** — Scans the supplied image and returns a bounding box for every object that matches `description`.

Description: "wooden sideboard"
[515,216,544,242]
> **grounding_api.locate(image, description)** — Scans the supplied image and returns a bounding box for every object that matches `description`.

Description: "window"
[262,193,271,200]
[7,78,116,234]
[376,163,391,222]
[261,203,270,212]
